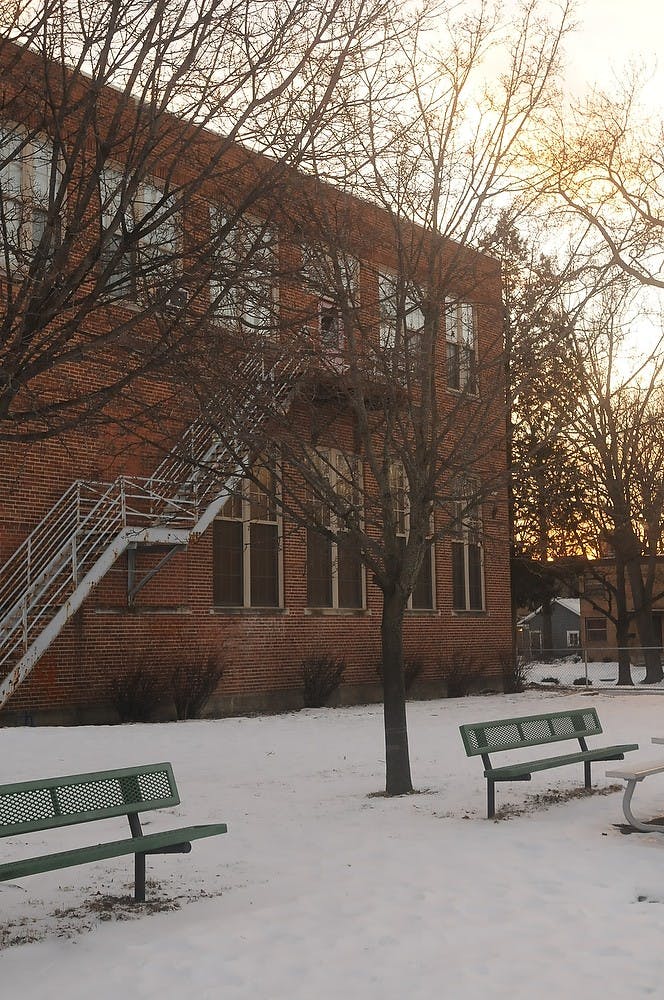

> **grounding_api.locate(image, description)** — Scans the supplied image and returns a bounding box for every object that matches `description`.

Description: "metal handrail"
[0,349,300,707]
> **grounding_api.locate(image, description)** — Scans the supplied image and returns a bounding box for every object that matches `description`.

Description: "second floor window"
[378,272,424,373]
[302,245,358,351]
[446,300,476,393]
[100,168,179,301]
[585,617,608,644]
[0,124,59,271]
[213,463,281,608]
[210,209,276,337]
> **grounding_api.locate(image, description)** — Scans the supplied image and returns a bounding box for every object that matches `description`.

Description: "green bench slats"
[485,744,638,780]
[0,763,227,901]
[460,708,638,818]
[0,822,228,882]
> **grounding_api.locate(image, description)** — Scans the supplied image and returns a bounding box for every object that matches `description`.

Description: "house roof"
[518,597,580,625]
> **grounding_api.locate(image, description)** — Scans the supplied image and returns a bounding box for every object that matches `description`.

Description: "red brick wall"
[0,48,512,723]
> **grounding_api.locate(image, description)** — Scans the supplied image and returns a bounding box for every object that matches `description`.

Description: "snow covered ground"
[2,689,664,998]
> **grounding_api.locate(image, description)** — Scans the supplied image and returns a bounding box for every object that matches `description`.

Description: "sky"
[556,1,664,367]
[564,0,663,99]
[2,688,664,999]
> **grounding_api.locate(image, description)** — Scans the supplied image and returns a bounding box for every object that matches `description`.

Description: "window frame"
[306,449,365,611]
[445,299,477,394]
[212,463,283,609]
[450,480,485,612]
[302,244,358,351]
[585,617,608,644]
[209,207,278,337]
[100,166,181,303]
[0,122,60,273]
[389,459,436,611]
[378,271,425,374]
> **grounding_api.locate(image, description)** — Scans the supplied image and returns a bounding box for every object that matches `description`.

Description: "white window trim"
[389,458,436,611]
[451,482,485,612]
[308,449,365,610]
[378,271,425,362]
[215,468,283,609]
[445,298,477,394]
[0,122,59,272]
[302,244,358,351]
[100,166,181,302]
[209,206,278,336]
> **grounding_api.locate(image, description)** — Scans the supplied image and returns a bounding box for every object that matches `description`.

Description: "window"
[585,617,607,644]
[0,124,59,271]
[389,459,435,610]
[307,450,363,609]
[567,630,580,648]
[210,209,276,336]
[319,298,343,351]
[451,481,484,611]
[100,168,179,301]
[378,272,424,373]
[445,300,476,392]
[302,244,358,351]
[213,463,280,607]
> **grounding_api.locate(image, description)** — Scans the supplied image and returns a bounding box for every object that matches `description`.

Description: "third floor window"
[445,300,476,393]
[0,124,59,272]
[210,209,277,337]
[100,168,179,302]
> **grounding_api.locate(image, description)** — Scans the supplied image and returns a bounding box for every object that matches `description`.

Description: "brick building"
[0,42,512,724]
[580,558,664,660]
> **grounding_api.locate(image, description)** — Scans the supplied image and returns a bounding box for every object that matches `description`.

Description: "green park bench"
[460,707,638,818]
[0,762,227,901]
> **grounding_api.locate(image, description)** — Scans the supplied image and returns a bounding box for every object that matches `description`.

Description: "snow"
[2,689,664,998]
[527,657,664,689]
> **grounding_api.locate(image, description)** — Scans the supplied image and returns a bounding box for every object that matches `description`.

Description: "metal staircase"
[0,352,298,710]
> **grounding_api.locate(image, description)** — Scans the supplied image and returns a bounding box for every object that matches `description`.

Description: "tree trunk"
[625,558,663,683]
[380,587,413,795]
[614,557,633,686]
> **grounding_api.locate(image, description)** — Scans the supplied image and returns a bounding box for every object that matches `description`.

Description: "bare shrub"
[170,653,224,720]
[111,666,163,723]
[301,656,346,708]
[500,650,528,694]
[441,651,481,698]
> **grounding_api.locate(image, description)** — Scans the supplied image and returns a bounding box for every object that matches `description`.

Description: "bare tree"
[182,0,572,794]
[563,292,664,683]
[481,213,591,654]
[544,70,664,290]
[0,0,389,444]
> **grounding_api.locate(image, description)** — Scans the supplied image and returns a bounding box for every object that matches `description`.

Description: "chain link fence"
[521,647,664,689]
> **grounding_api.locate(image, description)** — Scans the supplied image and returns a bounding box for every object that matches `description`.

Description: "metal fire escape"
[0,353,297,711]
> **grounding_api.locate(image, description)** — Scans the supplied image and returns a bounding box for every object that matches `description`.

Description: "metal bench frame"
[460,707,638,818]
[607,738,664,832]
[0,762,227,901]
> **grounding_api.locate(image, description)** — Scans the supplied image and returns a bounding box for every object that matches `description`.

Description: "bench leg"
[487,779,495,819]
[584,761,591,789]
[621,780,664,833]
[134,853,146,903]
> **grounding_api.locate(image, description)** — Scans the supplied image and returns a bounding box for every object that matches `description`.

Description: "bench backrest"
[0,762,180,838]
[459,707,603,757]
